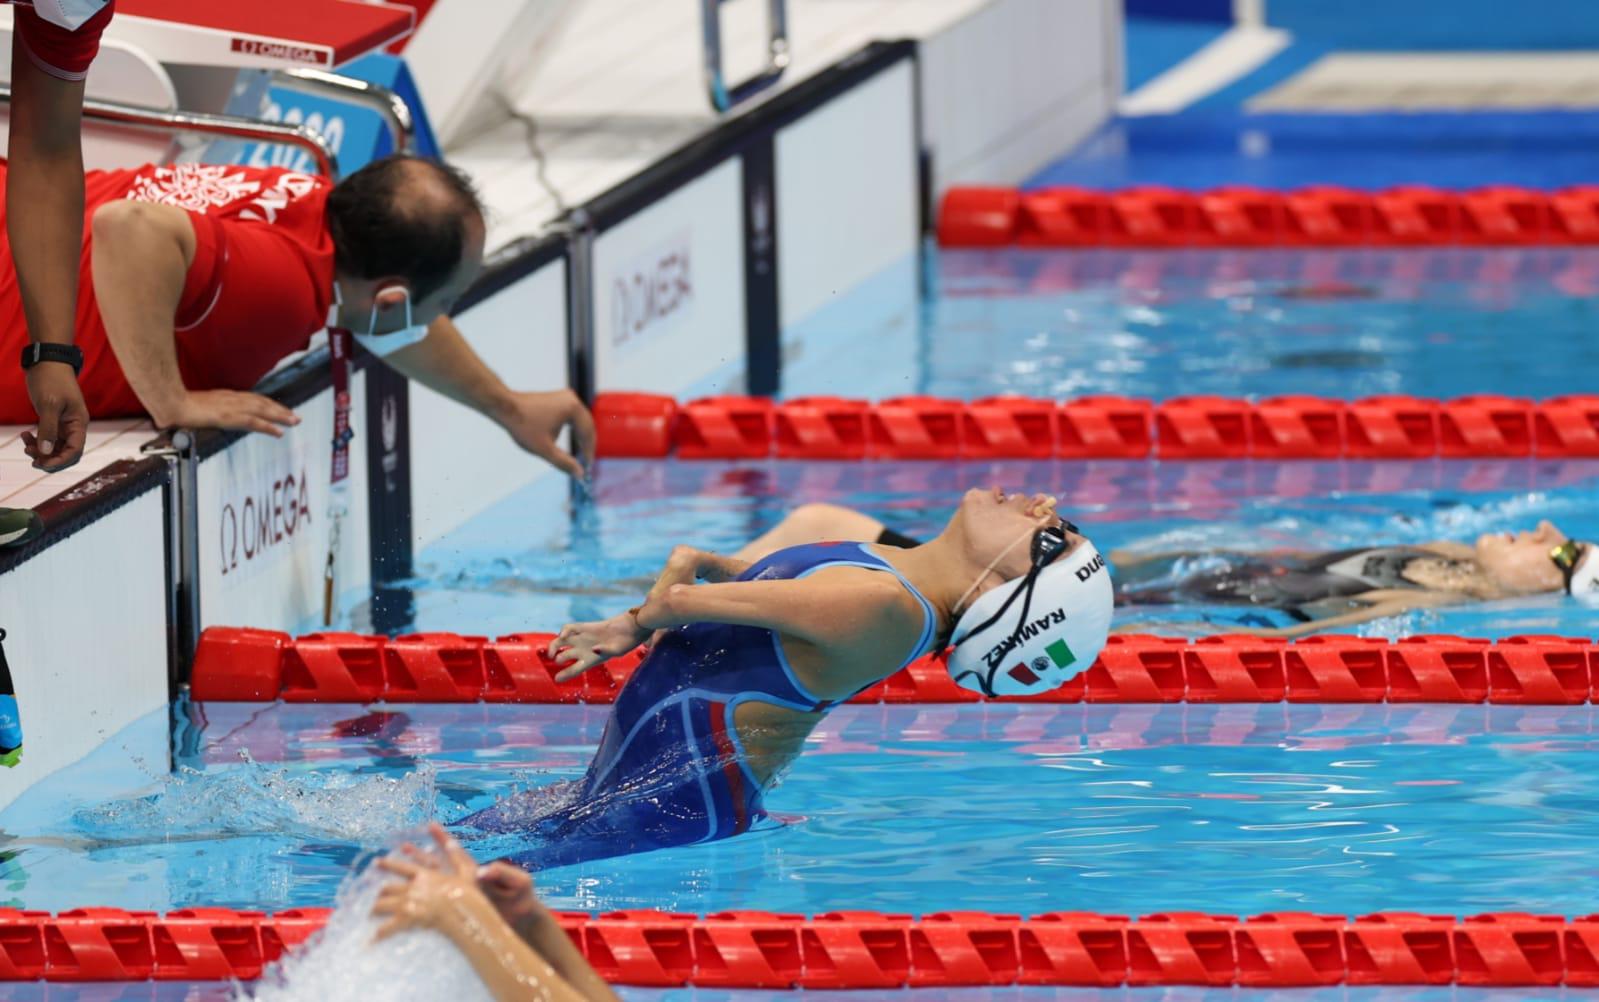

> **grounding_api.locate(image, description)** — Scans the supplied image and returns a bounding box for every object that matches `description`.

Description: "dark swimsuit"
[459,541,938,870]
[1114,546,1437,620]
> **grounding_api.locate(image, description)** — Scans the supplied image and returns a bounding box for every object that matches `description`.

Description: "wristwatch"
[20,343,84,375]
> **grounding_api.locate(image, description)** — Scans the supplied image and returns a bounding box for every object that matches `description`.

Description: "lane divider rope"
[192,629,1599,705]
[1,907,1594,987]
[589,392,1599,460]
[937,183,1599,249]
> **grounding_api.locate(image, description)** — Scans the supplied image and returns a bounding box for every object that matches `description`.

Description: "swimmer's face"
[1474,520,1568,594]
[954,486,1083,606]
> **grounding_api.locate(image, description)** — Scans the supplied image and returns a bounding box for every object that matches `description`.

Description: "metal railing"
[272,68,416,154]
[0,88,339,177]
[701,0,790,112]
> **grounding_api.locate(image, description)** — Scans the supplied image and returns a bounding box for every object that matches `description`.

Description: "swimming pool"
[788,247,1599,403]
[12,246,1599,999]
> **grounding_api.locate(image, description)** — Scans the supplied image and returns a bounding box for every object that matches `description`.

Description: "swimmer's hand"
[498,388,597,482]
[477,859,548,933]
[546,613,648,681]
[372,822,491,942]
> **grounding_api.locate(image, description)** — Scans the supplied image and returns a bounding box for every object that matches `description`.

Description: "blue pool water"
[11,701,1599,921]
[925,248,1599,402]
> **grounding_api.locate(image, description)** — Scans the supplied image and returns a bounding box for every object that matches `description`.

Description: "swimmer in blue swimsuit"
[459,487,1115,869]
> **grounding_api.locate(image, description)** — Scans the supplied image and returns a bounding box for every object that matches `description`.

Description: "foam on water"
[243,841,492,1002]
[69,753,437,845]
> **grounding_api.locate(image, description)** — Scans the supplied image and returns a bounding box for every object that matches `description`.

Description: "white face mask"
[328,282,431,357]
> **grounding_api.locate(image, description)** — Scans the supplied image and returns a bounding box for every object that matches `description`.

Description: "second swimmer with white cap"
[459,487,1111,869]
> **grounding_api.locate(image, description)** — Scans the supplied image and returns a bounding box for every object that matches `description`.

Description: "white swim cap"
[1566,542,1599,601]
[945,539,1114,697]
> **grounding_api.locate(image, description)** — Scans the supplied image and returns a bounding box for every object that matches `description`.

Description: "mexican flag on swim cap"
[944,540,1114,697]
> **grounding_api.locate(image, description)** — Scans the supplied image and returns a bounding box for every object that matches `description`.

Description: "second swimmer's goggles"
[1550,539,1596,596]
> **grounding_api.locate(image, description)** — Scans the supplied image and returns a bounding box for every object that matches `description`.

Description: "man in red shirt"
[0,153,595,479]
[3,0,115,548]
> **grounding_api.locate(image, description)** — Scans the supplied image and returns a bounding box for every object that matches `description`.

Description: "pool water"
[390,456,1599,641]
[920,248,1599,403]
[9,701,1599,921]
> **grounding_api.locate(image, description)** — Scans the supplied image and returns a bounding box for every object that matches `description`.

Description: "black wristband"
[20,343,84,376]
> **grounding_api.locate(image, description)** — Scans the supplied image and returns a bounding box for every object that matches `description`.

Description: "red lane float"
[12,909,1599,987]
[939,183,1599,248]
[589,392,1599,460]
[191,629,1599,705]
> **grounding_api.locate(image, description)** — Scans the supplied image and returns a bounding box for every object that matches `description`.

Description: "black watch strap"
[20,343,84,375]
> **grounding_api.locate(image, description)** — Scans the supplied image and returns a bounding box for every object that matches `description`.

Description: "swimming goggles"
[950,518,1080,650]
[1550,539,1587,594]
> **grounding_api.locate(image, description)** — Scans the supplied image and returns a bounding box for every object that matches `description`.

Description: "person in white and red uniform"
[0,153,595,479]
[1,0,115,547]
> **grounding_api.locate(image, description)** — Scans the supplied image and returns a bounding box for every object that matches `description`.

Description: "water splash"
[70,753,436,845]
[242,842,492,1002]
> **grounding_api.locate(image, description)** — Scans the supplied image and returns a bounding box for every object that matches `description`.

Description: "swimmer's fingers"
[428,821,478,877]
[377,856,422,880]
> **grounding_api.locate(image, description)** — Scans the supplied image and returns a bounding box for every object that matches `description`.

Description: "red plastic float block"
[877,658,980,704]
[1285,186,1378,246]
[1439,395,1533,458]
[1550,186,1599,242]
[1344,913,1455,985]
[798,912,912,990]
[46,909,155,981]
[1461,187,1554,244]
[963,396,1056,460]
[1488,635,1593,705]
[1251,395,1346,459]
[1454,913,1565,987]
[1184,636,1286,703]
[1387,635,1489,703]
[1085,636,1186,702]
[869,397,964,460]
[938,187,1021,247]
[593,392,676,458]
[1127,913,1237,986]
[585,912,695,987]
[775,397,870,460]
[483,634,575,703]
[262,909,331,965]
[1058,397,1154,459]
[1019,913,1128,986]
[1566,914,1599,987]
[1198,187,1286,246]
[692,912,803,989]
[383,633,487,702]
[1374,186,1462,244]
[1104,187,1200,247]
[908,912,1020,987]
[190,627,289,701]
[153,909,264,981]
[1535,395,1599,457]
[674,396,775,459]
[1235,913,1346,987]
[1346,395,1440,459]
[282,633,385,703]
[1155,396,1251,459]
[1284,636,1389,702]
[0,910,47,980]
[1016,188,1106,247]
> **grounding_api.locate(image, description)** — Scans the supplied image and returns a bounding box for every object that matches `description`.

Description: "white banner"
[593,158,745,397]
[197,375,371,633]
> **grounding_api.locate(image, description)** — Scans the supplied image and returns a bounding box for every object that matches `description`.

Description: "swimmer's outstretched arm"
[478,861,620,1002]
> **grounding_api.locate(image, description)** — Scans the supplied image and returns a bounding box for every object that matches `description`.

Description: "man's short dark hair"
[326,154,484,302]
